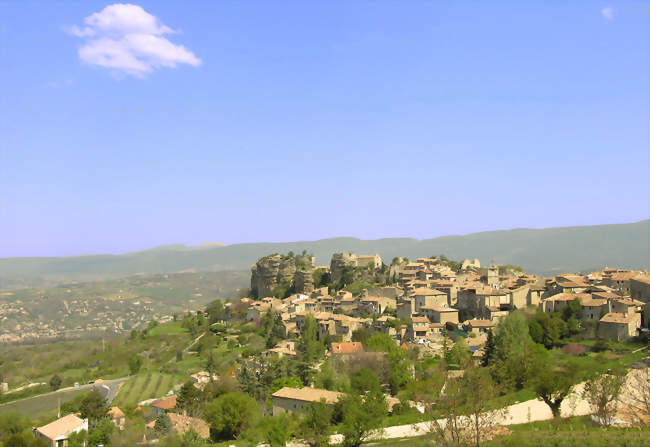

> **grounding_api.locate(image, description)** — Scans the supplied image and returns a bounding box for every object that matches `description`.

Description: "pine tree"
[482,329,496,367]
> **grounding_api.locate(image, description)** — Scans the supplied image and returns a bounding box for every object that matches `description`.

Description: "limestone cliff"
[251,254,296,298]
[330,252,358,284]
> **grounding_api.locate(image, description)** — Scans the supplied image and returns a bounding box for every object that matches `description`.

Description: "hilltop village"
[243,252,650,352]
[2,252,649,447]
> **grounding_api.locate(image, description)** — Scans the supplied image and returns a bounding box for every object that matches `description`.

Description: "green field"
[113,372,181,407]
[0,388,87,423]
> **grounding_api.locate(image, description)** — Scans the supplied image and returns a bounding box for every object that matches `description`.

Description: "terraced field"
[113,372,181,407]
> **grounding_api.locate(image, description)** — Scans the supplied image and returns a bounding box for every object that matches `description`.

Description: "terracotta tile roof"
[272,387,343,404]
[35,414,86,440]
[152,395,177,410]
[600,312,638,324]
[466,319,495,328]
[330,342,364,354]
[609,271,642,281]
[420,305,457,312]
[631,275,650,285]
[592,291,621,300]
[412,287,446,296]
[265,347,297,356]
[557,280,589,288]
[581,298,608,307]
[411,316,429,324]
[613,298,644,306]
[475,288,508,296]
[544,292,586,302]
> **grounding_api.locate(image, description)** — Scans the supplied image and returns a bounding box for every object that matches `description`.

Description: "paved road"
[0,376,129,409]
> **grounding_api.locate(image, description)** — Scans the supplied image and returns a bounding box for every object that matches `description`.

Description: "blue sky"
[1,1,648,257]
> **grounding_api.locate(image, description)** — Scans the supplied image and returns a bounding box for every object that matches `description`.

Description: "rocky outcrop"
[330,253,358,284]
[294,268,314,294]
[251,254,296,298]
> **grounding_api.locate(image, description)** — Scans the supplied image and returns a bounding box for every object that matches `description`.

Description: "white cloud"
[66,3,201,77]
[601,7,614,21]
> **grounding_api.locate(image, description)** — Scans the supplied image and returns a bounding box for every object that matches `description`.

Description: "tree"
[462,367,507,447]
[87,418,113,447]
[0,412,31,440]
[49,374,62,391]
[447,338,472,368]
[176,381,203,416]
[154,413,172,436]
[481,330,496,367]
[205,299,225,324]
[79,388,109,420]
[387,348,412,394]
[491,311,537,389]
[128,355,142,375]
[205,392,259,441]
[338,390,387,447]
[205,350,217,382]
[271,376,303,393]
[262,310,285,349]
[298,314,324,364]
[532,361,579,418]
[424,375,467,447]
[300,400,333,447]
[583,372,625,426]
[562,298,582,322]
[258,415,291,447]
[351,368,381,394]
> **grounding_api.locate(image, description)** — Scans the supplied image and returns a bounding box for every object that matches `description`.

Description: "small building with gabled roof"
[34,414,88,447]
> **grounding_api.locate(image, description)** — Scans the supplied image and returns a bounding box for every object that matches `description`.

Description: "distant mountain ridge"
[1,220,648,290]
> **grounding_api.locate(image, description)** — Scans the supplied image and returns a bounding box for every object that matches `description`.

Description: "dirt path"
[167,331,206,363]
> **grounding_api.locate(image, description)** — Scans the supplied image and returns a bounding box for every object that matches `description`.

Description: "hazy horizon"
[2,218,647,259]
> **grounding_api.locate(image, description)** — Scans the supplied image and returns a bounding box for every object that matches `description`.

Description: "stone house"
[428,280,458,306]
[603,271,644,295]
[359,296,395,315]
[611,298,644,315]
[357,254,382,269]
[597,312,641,341]
[457,287,509,320]
[406,317,431,341]
[539,293,587,315]
[419,305,459,325]
[580,297,609,321]
[272,387,344,415]
[397,298,415,320]
[463,319,495,334]
[411,288,448,311]
[630,276,650,303]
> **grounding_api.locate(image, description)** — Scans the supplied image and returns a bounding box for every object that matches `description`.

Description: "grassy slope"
[0,322,194,391]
